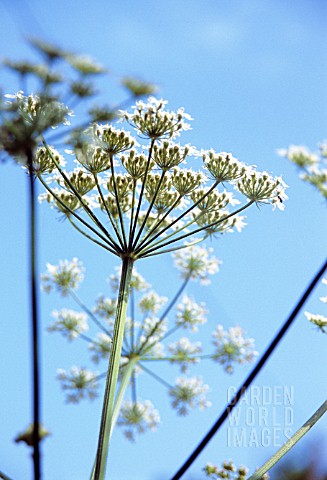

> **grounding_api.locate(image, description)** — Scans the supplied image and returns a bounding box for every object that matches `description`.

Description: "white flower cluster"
[175,295,207,332]
[48,309,88,341]
[173,245,221,284]
[32,95,287,263]
[278,142,327,199]
[304,278,327,333]
[212,325,257,374]
[169,376,211,416]
[56,366,98,403]
[41,258,84,296]
[117,400,160,442]
[121,97,192,139]
[204,461,266,480]
[168,337,202,372]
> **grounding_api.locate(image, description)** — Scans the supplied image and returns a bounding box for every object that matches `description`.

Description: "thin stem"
[128,179,137,249]
[138,276,190,355]
[79,332,97,343]
[27,149,41,480]
[139,363,173,389]
[132,169,167,249]
[108,154,128,249]
[0,471,13,480]
[140,200,254,258]
[141,354,214,362]
[131,371,137,405]
[130,288,135,352]
[129,139,155,245]
[94,256,134,480]
[69,290,111,336]
[110,357,139,439]
[248,400,327,480]
[170,257,327,480]
[135,193,183,251]
[93,173,125,250]
[141,237,205,259]
[41,139,116,246]
[135,180,219,254]
[38,176,116,249]
[68,217,119,256]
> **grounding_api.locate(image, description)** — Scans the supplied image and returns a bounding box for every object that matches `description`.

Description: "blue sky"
[1,1,326,479]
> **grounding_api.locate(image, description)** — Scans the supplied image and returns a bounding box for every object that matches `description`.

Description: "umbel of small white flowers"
[304,278,327,334]
[42,248,257,441]
[204,461,269,480]
[277,142,327,200]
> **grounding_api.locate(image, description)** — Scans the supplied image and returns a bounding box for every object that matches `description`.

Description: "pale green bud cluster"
[204,461,255,480]
[153,141,189,169]
[145,172,172,198]
[203,150,246,182]
[99,193,132,219]
[121,150,154,179]
[172,168,206,195]
[191,189,229,212]
[93,124,135,154]
[33,146,65,175]
[75,144,111,173]
[122,97,192,139]
[237,171,281,203]
[60,169,95,195]
[106,173,134,200]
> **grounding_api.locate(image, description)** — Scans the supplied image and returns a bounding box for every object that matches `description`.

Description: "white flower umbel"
[304,313,327,333]
[304,278,327,333]
[277,145,319,167]
[93,296,117,322]
[175,295,207,332]
[48,309,88,341]
[138,291,168,315]
[168,337,202,372]
[169,376,211,416]
[278,142,327,199]
[173,245,221,284]
[121,97,192,139]
[56,366,98,403]
[41,258,84,296]
[212,325,257,374]
[117,400,160,442]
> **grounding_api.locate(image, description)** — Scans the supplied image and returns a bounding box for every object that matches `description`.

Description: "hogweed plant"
[41,252,257,440]
[1,90,287,479]
[29,96,288,478]
[1,41,298,480]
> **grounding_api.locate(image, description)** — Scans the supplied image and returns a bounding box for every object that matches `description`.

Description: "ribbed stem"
[248,400,327,480]
[93,256,134,480]
[27,149,41,480]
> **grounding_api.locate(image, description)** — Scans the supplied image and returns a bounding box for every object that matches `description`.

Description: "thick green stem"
[110,357,139,439]
[93,256,134,480]
[248,399,327,480]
